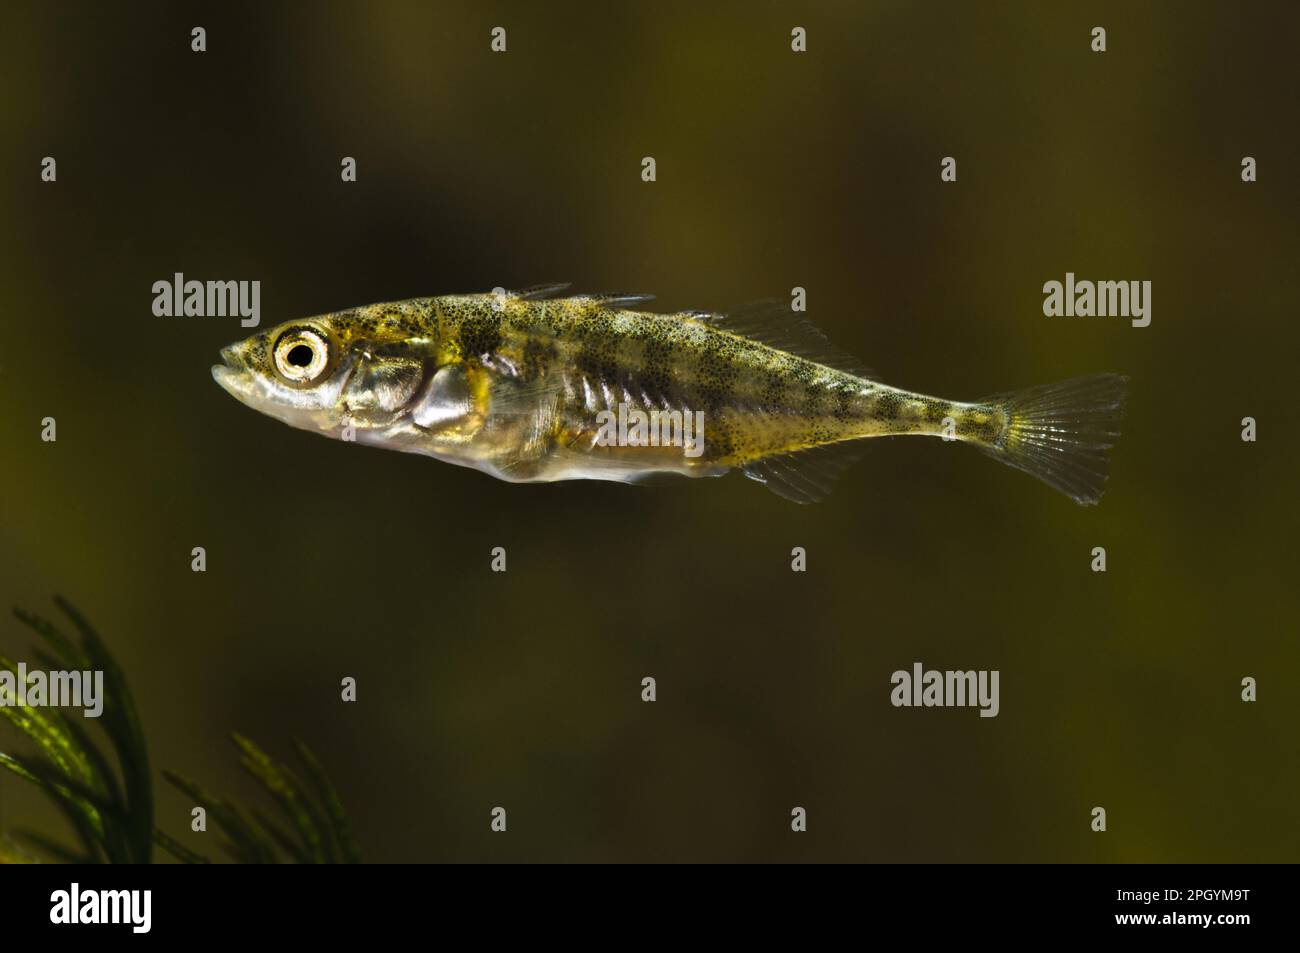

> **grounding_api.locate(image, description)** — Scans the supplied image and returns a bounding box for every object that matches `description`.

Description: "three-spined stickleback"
[213,286,1128,504]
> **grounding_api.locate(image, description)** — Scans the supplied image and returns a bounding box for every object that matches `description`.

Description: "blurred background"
[1,0,1297,862]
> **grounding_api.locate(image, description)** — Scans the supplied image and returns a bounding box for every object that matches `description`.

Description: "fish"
[211,285,1129,504]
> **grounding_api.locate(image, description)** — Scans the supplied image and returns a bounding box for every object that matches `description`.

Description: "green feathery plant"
[157,736,359,864]
[0,597,358,864]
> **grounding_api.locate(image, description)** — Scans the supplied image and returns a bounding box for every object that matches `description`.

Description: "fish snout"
[212,343,251,395]
[219,344,244,369]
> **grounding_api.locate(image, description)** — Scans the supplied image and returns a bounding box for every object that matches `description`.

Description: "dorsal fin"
[696,299,875,379]
[516,289,657,309]
[582,292,657,309]
[741,441,867,504]
[512,283,572,301]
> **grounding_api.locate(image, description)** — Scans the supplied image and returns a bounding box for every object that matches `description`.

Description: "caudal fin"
[979,374,1129,506]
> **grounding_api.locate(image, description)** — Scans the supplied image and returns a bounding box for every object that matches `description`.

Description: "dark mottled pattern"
[293,293,1011,470]
[454,310,503,360]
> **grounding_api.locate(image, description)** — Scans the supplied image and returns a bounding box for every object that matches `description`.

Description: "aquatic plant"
[0,597,356,863]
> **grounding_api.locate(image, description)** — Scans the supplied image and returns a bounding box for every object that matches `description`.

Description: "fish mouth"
[211,345,245,394]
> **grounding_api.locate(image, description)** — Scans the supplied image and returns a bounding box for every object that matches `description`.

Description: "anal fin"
[741,441,867,504]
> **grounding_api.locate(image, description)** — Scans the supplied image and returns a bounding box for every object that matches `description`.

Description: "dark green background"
[2,1,1296,862]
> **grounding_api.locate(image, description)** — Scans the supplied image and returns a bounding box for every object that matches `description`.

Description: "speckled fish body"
[213,287,1128,504]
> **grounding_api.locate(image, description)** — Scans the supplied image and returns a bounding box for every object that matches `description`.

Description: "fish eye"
[272,328,331,384]
[286,344,314,366]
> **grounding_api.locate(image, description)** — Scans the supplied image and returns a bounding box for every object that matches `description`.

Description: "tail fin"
[979,374,1129,506]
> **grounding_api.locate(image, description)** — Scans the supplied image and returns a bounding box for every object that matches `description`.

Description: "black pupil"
[287,343,315,368]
